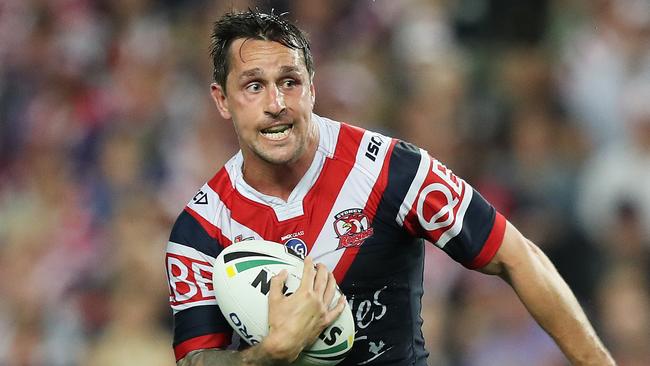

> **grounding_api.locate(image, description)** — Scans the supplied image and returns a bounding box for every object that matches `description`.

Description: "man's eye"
[246,83,263,92]
[282,79,296,88]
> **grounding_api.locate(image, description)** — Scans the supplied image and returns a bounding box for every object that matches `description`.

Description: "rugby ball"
[212,240,355,365]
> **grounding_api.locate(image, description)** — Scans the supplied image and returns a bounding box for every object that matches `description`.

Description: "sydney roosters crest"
[333,208,374,249]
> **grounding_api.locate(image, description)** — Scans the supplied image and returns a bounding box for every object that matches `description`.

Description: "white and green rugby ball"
[212,240,355,365]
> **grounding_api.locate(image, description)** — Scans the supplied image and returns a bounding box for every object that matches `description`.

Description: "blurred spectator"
[558,0,650,147]
[596,264,650,365]
[447,271,565,366]
[577,76,650,247]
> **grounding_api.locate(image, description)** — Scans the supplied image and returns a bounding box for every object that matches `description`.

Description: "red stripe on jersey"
[207,158,287,237]
[466,212,506,269]
[206,165,276,233]
[185,206,232,247]
[208,157,294,240]
[206,165,271,226]
[174,333,231,361]
[333,138,397,281]
[301,123,365,252]
[207,165,232,194]
[229,190,279,230]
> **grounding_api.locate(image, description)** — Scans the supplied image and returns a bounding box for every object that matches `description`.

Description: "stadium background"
[1,0,649,365]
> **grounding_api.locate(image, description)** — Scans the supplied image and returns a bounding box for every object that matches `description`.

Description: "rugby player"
[165,10,615,366]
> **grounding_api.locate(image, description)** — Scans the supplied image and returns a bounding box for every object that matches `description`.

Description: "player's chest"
[224,194,378,260]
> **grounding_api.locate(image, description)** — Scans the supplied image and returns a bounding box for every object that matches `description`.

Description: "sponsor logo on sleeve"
[415,159,471,246]
[166,252,216,309]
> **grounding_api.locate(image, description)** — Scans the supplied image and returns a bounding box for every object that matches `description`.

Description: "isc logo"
[364,135,383,162]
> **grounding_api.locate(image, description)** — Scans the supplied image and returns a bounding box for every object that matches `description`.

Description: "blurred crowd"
[1,0,649,365]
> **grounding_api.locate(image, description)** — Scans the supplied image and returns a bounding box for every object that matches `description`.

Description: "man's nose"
[265,84,286,116]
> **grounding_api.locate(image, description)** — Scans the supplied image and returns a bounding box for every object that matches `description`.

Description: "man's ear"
[210,83,231,120]
[309,79,316,107]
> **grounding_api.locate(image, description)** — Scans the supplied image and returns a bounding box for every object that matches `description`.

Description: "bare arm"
[479,221,615,365]
[177,347,282,366]
[177,257,346,366]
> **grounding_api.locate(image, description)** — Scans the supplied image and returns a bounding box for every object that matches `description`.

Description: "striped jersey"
[165,114,506,365]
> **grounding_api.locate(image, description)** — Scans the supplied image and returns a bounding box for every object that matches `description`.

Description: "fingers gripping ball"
[212,240,355,365]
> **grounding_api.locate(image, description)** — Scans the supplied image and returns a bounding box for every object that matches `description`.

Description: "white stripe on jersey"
[396,149,431,226]
[170,299,218,314]
[314,114,341,159]
[310,129,391,270]
[167,241,217,262]
[187,183,263,243]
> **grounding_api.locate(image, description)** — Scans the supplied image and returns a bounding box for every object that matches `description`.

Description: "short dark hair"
[210,10,314,92]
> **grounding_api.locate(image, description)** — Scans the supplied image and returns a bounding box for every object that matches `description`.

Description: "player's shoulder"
[388,139,423,160]
[170,153,240,231]
[185,154,240,212]
[316,115,395,161]
[315,114,429,178]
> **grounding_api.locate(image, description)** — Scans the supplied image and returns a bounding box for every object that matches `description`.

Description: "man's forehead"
[228,38,306,71]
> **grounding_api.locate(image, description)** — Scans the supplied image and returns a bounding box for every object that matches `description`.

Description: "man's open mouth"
[260,124,293,140]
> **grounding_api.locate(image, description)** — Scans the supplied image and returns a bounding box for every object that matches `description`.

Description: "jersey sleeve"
[391,141,506,269]
[165,198,233,361]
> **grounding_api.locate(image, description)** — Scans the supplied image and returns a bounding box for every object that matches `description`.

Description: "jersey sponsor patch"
[166,242,217,311]
[418,158,473,247]
[333,208,374,249]
[401,153,473,248]
[284,238,308,259]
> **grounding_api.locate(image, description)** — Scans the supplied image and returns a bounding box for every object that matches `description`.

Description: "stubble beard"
[251,133,305,166]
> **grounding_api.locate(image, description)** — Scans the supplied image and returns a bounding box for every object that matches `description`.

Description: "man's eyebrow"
[279,65,301,74]
[238,68,263,80]
[238,66,302,81]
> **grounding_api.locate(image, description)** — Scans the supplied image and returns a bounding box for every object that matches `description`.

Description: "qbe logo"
[415,159,470,242]
[166,253,216,310]
[417,183,459,231]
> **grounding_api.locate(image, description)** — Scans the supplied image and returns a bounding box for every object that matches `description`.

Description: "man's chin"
[256,148,301,166]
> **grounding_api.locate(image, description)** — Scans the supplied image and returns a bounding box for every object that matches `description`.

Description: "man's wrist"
[255,332,296,364]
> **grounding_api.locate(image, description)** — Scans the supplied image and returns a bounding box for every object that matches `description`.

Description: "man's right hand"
[177,257,346,366]
[259,256,347,363]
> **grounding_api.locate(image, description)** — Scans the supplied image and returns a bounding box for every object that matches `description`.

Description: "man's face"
[211,38,315,166]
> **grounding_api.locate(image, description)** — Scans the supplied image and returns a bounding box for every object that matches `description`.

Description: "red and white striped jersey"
[165,115,506,365]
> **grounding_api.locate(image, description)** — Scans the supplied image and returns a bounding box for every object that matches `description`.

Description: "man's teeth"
[262,124,291,133]
[261,125,292,140]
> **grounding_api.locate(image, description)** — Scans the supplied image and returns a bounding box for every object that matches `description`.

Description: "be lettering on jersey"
[166,241,218,312]
[402,153,473,248]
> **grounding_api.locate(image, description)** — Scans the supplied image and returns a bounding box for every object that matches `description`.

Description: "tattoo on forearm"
[178,348,288,366]
[178,349,242,366]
